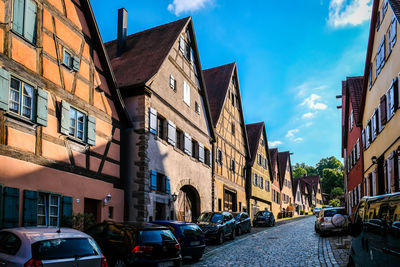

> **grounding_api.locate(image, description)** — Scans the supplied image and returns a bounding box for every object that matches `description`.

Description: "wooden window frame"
[69,106,87,142]
[9,76,34,121]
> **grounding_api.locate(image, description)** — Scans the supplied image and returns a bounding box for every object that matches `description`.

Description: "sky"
[91,0,373,166]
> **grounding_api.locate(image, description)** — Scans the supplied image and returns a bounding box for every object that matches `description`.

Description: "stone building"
[358,0,400,197]
[0,0,128,227]
[203,63,250,213]
[245,122,273,219]
[278,151,294,215]
[105,13,215,222]
[269,148,281,218]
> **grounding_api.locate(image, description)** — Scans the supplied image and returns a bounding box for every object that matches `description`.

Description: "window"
[253,173,258,185]
[261,139,265,146]
[157,173,167,193]
[371,110,377,141]
[349,110,353,131]
[0,232,21,255]
[9,77,34,120]
[192,139,199,160]
[260,177,264,189]
[69,107,86,141]
[231,123,235,136]
[365,120,371,148]
[258,154,262,165]
[37,193,60,227]
[388,16,397,54]
[157,116,165,140]
[265,180,270,192]
[231,92,235,107]
[176,129,183,151]
[12,0,37,44]
[63,49,73,69]
[387,84,395,120]
[230,159,235,173]
[217,149,223,165]
[376,37,386,76]
[184,81,190,106]
[169,75,176,91]
[218,198,222,211]
[205,148,211,166]
[369,64,373,88]
[179,35,191,61]
[195,101,200,114]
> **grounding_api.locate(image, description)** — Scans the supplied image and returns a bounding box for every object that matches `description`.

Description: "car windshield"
[31,238,100,260]
[179,224,203,236]
[256,211,271,217]
[197,213,223,223]
[324,209,346,217]
[138,229,176,244]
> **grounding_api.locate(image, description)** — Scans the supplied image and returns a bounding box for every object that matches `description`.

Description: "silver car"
[314,207,350,235]
[0,227,107,267]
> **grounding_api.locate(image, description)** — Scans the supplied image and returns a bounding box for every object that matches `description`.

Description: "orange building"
[0,0,129,228]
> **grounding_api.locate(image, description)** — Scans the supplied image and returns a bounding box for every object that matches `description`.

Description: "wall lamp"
[168,193,178,207]
[371,156,377,164]
[104,193,112,205]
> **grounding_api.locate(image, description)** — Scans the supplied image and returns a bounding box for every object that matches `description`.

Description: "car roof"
[1,227,90,244]
[152,220,196,226]
[107,221,169,230]
[323,207,345,211]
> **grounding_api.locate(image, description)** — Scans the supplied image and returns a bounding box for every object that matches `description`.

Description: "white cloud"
[286,129,304,143]
[301,94,328,110]
[328,0,372,28]
[268,140,283,147]
[302,112,316,119]
[168,0,213,16]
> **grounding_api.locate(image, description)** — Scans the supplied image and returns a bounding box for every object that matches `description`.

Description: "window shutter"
[372,171,377,196]
[60,100,70,135]
[167,120,176,146]
[179,36,185,53]
[391,16,397,47]
[61,196,73,227]
[166,176,171,194]
[23,190,38,226]
[356,139,360,160]
[12,0,24,35]
[365,176,369,196]
[87,115,96,146]
[0,68,10,110]
[190,47,194,63]
[150,170,157,191]
[198,143,204,163]
[394,77,399,110]
[184,133,192,156]
[149,107,157,135]
[3,187,20,228]
[36,88,48,126]
[73,56,81,72]
[361,129,365,149]
[209,150,212,168]
[24,0,37,44]
[184,81,190,106]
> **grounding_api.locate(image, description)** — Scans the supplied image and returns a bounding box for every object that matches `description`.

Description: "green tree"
[293,167,307,178]
[316,156,343,177]
[329,198,341,207]
[331,187,344,196]
[292,163,318,177]
[321,168,344,196]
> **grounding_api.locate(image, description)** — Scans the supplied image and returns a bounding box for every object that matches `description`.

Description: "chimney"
[117,8,127,57]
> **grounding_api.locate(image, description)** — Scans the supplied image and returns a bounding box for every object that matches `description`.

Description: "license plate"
[158,261,174,267]
[190,241,200,246]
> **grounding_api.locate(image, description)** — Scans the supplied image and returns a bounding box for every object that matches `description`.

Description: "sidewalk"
[275,214,313,226]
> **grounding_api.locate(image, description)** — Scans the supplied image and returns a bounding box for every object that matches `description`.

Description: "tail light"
[319,216,324,222]
[132,246,153,253]
[101,254,108,267]
[24,259,43,267]
[175,243,181,250]
[177,237,182,244]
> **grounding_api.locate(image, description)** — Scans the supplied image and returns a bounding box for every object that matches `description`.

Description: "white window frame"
[9,76,34,120]
[183,81,190,106]
[69,106,87,142]
[169,75,176,91]
[63,49,73,69]
[37,193,60,227]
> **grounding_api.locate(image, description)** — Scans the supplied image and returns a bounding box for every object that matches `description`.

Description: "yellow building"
[204,63,250,212]
[278,151,294,215]
[359,0,400,196]
[246,122,273,219]
[269,148,282,219]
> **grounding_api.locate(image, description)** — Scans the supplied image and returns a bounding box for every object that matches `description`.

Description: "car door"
[384,194,400,266]
[0,231,21,267]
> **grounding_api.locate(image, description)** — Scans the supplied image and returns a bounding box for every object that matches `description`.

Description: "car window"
[179,224,203,236]
[324,209,346,217]
[138,230,176,244]
[31,238,101,260]
[0,232,21,255]
[106,224,125,241]
[86,224,105,238]
[198,212,223,223]
[263,211,271,216]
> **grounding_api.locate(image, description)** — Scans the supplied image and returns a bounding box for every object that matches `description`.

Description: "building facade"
[106,14,215,222]
[204,63,250,213]
[278,151,294,215]
[246,122,273,219]
[269,148,281,218]
[0,0,127,228]
[359,0,400,198]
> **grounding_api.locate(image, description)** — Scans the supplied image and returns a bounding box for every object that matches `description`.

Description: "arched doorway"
[176,185,200,222]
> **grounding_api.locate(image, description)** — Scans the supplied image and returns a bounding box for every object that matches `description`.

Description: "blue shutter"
[87,115,96,146]
[12,0,24,35]
[72,56,80,72]
[23,190,37,226]
[24,0,37,44]
[0,68,10,111]
[150,170,157,191]
[3,187,20,228]
[166,176,171,194]
[60,100,70,135]
[36,88,48,126]
[61,196,73,227]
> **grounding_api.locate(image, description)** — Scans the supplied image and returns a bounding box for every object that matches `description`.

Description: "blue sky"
[92,0,372,166]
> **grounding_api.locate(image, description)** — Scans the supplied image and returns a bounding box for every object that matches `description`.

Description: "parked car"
[314,207,350,235]
[253,210,275,227]
[232,212,251,235]
[348,193,400,267]
[314,207,322,216]
[196,211,235,244]
[0,227,107,267]
[85,221,181,267]
[152,221,205,261]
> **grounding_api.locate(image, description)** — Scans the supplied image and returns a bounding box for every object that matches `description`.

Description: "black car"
[232,212,251,235]
[253,210,275,227]
[348,193,400,267]
[196,211,236,244]
[152,220,205,261]
[85,221,181,267]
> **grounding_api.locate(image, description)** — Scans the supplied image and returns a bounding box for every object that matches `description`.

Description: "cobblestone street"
[185,216,349,267]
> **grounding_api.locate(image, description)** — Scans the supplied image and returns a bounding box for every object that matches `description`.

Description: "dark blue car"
[152,221,206,261]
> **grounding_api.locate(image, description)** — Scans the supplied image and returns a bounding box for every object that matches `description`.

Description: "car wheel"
[238,226,242,236]
[217,231,224,245]
[315,225,320,233]
[114,259,126,267]
[231,228,236,240]
[192,255,202,261]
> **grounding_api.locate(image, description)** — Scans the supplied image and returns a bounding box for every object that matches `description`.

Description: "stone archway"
[177,185,201,222]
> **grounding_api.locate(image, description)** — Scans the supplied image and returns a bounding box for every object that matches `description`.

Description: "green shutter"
[23,190,37,226]
[24,0,37,44]
[61,196,73,227]
[150,170,157,191]
[166,176,170,194]
[3,187,20,228]
[12,0,24,35]
[36,88,48,126]
[72,56,80,72]
[60,100,70,135]
[87,115,96,146]
[0,68,10,111]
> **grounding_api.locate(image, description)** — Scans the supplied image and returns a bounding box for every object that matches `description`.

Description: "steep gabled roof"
[105,17,190,88]
[300,175,321,193]
[269,148,278,179]
[203,63,236,126]
[278,151,292,188]
[246,122,264,166]
[346,76,364,122]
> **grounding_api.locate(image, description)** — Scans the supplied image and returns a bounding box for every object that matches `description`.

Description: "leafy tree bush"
[329,198,341,207]
[331,187,344,196]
